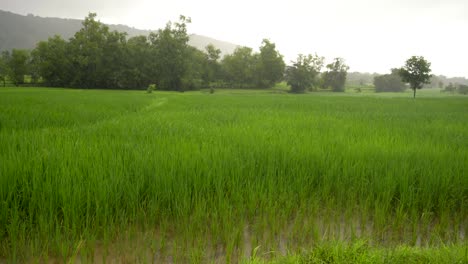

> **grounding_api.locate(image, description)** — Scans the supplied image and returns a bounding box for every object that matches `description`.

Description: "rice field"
[0,87,467,263]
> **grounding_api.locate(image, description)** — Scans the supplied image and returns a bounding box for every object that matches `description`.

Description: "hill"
[0,10,239,56]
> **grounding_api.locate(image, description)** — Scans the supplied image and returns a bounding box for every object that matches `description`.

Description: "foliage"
[373,69,406,92]
[149,15,191,91]
[322,57,349,92]
[183,46,206,90]
[26,13,197,90]
[31,35,71,87]
[255,39,285,88]
[123,35,153,89]
[219,40,285,89]
[457,84,468,94]
[5,12,363,92]
[285,54,324,93]
[440,83,468,95]
[443,82,457,93]
[6,49,30,86]
[203,44,222,86]
[23,13,288,91]
[245,242,467,264]
[147,83,156,93]
[398,56,432,98]
[0,51,9,86]
[67,13,131,89]
[68,13,110,88]
[221,46,257,88]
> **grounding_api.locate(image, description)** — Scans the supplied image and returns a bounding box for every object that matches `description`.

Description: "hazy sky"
[2,0,468,77]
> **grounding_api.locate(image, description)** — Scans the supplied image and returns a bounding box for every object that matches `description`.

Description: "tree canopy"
[19,13,289,91]
[374,69,406,92]
[0,52,9,86]
[286,54,324,93]
[221,47,257,88]
[322,58,349,92]
[256,39,285,88]
[0,12,371,92]
[7,49,30,86]
[399,56,432,98]
[149,15,191,91]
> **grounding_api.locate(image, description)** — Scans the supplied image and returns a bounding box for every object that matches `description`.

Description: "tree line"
[0,13,353,92]
[4,13,461,96]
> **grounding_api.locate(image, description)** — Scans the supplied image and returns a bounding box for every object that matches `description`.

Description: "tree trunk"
[413,88,416,99]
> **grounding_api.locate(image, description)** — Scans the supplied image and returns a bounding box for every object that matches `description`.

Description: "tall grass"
[0,88,466,262]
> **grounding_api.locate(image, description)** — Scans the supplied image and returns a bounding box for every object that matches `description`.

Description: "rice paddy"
[0,87,467,263]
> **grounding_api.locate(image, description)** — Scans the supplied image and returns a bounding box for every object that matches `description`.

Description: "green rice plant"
[0,87,466,261]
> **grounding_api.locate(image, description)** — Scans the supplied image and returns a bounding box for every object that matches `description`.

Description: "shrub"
[147,84,156,93]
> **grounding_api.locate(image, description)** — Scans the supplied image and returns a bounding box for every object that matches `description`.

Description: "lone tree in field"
[399,56,432,98]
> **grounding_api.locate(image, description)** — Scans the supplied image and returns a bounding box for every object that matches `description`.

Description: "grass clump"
[244,241,468,263]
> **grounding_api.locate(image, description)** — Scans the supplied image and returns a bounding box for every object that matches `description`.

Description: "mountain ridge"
[0,9,240,55]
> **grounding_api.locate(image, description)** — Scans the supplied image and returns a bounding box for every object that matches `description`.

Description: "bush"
[147,84,156,93]
[458,84,468,95]
[374,74,406,92]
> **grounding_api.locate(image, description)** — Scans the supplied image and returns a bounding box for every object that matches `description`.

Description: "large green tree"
[398,56,432,98]
[256,39,285,88]
[203,44,221,86]
[99,30,127,88]
[149,15,191,91]
[31,35,71,87]
[7,49,30,86]
[68,13,111,88]
[322,58,349,92]
[221,47,257,88]
[183,46,206,90]
[120,35,153,89]
[286,54,324,93]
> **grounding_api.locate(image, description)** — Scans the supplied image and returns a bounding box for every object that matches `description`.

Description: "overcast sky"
[2,0,467,77]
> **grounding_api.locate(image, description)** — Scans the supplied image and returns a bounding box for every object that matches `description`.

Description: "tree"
[444,82,456,93]
[373,69,406,92]
[7,49,30,86]
[149,15,191,91]
[221,47,257,88]
[31,35,71,87]
[202,44,221,86]
[256,39,285,88]
[285,54,324,93]
[458,84,468,95]
[322,58,349,92]
[183,46,206,90]
[438,81,444,89]
[398,56,432,98]
[0,51,9,86]
[100,30,128,88]
[68,13,111,88]
[121,35,153,89]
